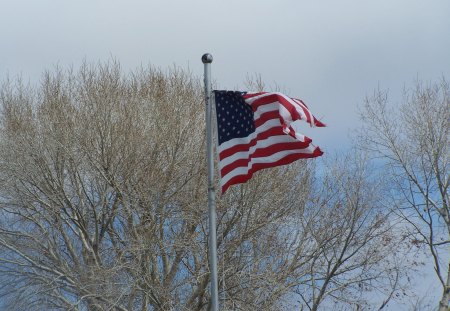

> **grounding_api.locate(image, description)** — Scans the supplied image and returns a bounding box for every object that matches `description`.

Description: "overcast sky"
[1,1,449,307]
[2,0,449,152]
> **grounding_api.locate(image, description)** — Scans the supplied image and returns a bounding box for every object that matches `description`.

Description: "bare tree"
[0,63,209,310]
[358,79,449,311]
[0,62,406,310]
[292,153,411,311]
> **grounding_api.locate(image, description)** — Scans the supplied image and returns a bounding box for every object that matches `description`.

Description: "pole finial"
[202,53,213,64]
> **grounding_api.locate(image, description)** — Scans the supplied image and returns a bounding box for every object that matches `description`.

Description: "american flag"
[214,90,325,194]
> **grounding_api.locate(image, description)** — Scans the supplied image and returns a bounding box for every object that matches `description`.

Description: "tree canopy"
[0,62,423,310]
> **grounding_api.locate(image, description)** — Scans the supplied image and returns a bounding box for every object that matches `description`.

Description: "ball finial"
[201,53,213,64]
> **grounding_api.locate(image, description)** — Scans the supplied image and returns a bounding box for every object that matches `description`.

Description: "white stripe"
[293,98,313,126]
[220,144,318,187]
[218,134,301,170]
[253,102,278,120]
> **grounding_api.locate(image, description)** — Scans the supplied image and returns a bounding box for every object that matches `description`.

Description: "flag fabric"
[214,90,325,194]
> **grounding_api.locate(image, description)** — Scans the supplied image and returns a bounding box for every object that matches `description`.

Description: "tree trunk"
[438,262,450,311]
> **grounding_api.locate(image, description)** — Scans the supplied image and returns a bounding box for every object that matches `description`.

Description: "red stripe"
[250,94,279,109]
[296,99,309,109]
[242,92,267,99]
[293,98,312,125]
[219,126,313,160]
[254,110,280,127]
[221,147,323,193]
[220,141,313,176]
[314,119,326,127]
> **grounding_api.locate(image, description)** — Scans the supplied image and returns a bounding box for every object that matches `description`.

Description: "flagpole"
[202,53,219,311]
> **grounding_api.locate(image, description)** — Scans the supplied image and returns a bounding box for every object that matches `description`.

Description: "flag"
[214,90,325,194]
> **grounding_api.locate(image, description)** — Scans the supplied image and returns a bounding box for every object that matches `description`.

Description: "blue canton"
[214,91,255,145]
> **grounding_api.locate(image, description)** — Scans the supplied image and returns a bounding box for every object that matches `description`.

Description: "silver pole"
[202,53,219,311]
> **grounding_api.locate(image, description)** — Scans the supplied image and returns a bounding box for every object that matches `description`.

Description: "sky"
[1,0,449,152]
[1,0,449,308]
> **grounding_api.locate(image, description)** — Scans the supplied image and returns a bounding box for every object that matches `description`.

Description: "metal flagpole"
[202,53,219,311]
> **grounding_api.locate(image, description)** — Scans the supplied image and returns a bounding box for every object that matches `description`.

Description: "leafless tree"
[0,62,209,310]
[292,153,411,311]
[0,62,406,311]
[358,79,449,311]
